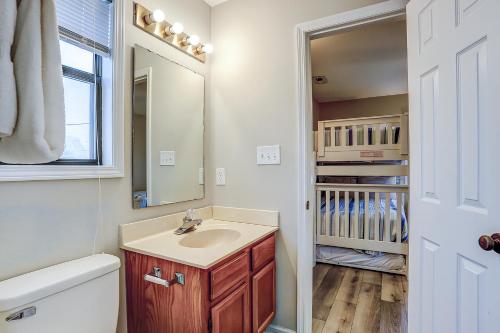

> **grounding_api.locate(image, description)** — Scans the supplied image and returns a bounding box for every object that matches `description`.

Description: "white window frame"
[0,1,124,182]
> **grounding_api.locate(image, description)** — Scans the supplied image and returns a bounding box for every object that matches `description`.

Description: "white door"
[407,0,500,332]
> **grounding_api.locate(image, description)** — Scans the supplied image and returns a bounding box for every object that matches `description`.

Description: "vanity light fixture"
[134,3,212,62]
[181,34,200,47]
[187,35,201,46]
[143,9,165,25]
[195,43,214,55]
[165,22,184,36]
[202,43,214,54]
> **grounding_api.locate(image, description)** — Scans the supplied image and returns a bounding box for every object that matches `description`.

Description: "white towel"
[0,0,17,137]
[0,0,65,164]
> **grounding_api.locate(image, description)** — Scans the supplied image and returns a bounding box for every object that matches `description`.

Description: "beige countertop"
[120,207,279,269]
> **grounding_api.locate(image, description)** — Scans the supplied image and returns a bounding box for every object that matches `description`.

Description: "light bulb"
[150,9,165,23]
[169,22,184,35]
[187,35,200,46]
[202,43,214,54]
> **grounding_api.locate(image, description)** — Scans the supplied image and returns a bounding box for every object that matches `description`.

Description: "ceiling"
[203,0,229,6]
[311,19,408,103]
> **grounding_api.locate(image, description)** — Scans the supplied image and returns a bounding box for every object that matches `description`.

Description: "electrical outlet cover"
[198,167,204,185]
[216,168,226,186]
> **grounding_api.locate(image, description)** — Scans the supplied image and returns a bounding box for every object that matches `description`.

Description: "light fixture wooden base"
[133,3,206,63]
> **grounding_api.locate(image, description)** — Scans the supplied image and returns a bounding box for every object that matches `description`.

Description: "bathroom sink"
[179,229,241,249]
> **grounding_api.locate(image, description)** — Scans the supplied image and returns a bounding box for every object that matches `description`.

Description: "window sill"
[0,164,124,182]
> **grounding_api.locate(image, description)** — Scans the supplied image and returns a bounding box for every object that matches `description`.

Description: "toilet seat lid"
[0,254,120,312]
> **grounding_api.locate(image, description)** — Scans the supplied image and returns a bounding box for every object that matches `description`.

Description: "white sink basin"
[121,218,278,269]
[179,229,241,249]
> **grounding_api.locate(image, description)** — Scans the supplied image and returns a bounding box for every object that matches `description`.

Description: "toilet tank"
[0,254,120,333]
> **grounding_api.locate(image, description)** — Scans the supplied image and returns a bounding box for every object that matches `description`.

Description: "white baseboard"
[265,324,296,333]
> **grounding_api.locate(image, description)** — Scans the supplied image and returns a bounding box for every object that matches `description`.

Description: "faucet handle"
[186,208,195,220]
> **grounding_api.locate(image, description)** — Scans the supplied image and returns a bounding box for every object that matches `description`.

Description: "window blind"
[55,0,113,56]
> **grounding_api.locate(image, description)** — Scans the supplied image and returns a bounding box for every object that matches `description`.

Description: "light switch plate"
[257,145,281,165]
[160,151,175,166]
[216,168,226,186]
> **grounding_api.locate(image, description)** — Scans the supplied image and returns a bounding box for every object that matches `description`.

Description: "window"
[53,0,114,165]
[56,40,103,164]
[0,0,124,181]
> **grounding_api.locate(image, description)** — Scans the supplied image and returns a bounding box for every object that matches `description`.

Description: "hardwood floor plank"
[401,276,408,304]
[402,275,408,315]
[313,265,346,321]
[314,264,331,294]
[335,268,362,304]
[314,268,407,333]
[362,269,382,286]
[380,300,408,333]
[313,318,326,333]
[322,300,356,333]
[350,282,381,333]
[381,274,404,303]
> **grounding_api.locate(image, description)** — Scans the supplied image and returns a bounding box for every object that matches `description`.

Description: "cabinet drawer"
[211,252,249,300]
[251,235,275,272]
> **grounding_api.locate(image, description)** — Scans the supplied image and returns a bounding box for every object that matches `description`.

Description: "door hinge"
[306,200,310,210]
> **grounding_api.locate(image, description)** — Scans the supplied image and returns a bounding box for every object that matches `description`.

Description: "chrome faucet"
[174,209,203,235]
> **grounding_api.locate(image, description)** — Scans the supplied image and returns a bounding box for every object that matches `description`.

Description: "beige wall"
[0,0,211,332]
[313,98,320,131]
[132,114,147,192]
[210,0,384,329]
[319,94,409,121]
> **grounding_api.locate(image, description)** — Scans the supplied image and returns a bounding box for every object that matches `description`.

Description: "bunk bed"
[314,113,409,274]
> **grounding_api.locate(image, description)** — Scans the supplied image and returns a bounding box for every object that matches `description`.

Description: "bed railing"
[315,183,409,255]
[316,114,409,162]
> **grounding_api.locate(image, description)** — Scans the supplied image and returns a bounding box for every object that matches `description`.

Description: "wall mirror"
[132,45,204,208]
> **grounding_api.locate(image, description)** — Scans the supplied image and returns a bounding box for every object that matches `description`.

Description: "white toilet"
[0,254,120,333]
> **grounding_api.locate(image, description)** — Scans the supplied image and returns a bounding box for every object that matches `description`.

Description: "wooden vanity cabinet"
[125,233,276,333]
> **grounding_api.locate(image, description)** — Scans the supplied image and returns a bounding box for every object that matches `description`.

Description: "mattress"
[316,245,406,273]
[320,195,408,242]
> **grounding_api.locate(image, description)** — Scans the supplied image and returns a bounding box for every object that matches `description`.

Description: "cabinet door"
[252,260,276,333]
[211,283,251,333]
[125,251,210,333]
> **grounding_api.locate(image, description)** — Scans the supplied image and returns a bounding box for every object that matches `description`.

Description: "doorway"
[297,1,407,332]
[311,15,408,333]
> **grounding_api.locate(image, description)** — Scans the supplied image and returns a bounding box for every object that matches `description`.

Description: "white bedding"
[319,196,408,242]
[316,245,406,273]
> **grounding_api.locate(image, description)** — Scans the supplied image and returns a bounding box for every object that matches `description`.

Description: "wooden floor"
[313,264,407,333]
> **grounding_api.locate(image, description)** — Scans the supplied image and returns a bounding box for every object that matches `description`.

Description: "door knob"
[478,233,500,254]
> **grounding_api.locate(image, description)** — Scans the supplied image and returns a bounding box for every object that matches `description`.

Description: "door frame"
[134,67,153,206]
[295,1,407,332]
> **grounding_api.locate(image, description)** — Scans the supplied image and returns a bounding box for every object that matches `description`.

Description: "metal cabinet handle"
[478,233,500,254]
[144,266,185,287]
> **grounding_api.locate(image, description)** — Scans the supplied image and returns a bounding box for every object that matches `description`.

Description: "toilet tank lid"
[0,254,120,312]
